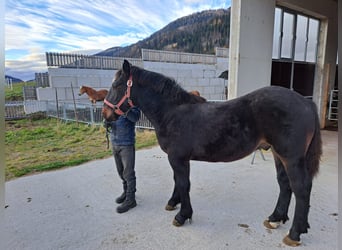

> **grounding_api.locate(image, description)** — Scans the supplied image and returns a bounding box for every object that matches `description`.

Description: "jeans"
[112,145,136,200]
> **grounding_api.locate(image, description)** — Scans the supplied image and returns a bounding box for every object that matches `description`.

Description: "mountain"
[96,8,230,58]
[5,75,24,83]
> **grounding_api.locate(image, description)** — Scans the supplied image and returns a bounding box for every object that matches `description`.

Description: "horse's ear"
[123,60,131,76]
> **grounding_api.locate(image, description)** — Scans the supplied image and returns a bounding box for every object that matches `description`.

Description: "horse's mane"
[114,70,123,81]
[80,85,95,93]
[130,66,206,104]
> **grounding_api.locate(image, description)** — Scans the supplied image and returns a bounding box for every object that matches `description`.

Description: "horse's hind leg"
[168,155,193,226]
[264,155,292,229]
[283,157,312,246]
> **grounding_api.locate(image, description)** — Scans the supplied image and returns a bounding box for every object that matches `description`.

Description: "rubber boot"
[115,184,127,204]
[116,194,136,213]
[115,192,126,204]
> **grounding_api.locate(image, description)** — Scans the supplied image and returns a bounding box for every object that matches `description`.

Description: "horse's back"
[248,86,316,128]
[99,89,108,95]
[80,86,108,102]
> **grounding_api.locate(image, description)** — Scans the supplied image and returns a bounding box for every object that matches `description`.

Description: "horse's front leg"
[165,183,180,211]
[168,155,193,226]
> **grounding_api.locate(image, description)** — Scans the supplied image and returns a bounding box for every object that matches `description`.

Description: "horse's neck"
[133,74,196,129]
[85,87,96,94]
[137,96,176,131]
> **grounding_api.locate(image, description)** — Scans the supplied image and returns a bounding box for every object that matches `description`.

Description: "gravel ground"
[3,130,338,250]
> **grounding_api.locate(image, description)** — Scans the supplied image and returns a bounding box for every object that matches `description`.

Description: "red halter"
[104,75,134,116]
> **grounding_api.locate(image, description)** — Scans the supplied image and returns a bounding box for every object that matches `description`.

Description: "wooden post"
[71,82,78,124]
[55,88,59,119]
[321,63,331,128]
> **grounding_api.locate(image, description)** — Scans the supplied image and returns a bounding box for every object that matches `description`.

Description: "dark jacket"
[110,107,141,146]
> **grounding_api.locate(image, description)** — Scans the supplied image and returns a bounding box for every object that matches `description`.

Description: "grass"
[5,81,36,101]
[5,117,158,181]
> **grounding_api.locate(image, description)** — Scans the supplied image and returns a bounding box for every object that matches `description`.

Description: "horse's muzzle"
[102,106,118,121]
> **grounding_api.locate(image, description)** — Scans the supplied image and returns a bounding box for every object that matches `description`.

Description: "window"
[306,19,319,62]
[272,8,282,59]
[272,8,320,63]
[271,7,321,97]
[294,15,308,61]
[281,12,295,58]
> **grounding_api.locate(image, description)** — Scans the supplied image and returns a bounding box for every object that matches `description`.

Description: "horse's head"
[79,86,85,96]
[102,60,135,121]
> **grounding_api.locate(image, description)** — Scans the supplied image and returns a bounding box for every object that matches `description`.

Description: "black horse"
[102,60,322,247]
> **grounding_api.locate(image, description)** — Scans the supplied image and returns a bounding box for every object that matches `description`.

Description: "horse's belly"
[191,148,254,163]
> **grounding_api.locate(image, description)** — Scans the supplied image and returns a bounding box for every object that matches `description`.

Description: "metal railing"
[141,49,217,64]
[5,101,48,120]
[23,86,37,100]
[328,89,338,121]
[215,47,229,57]
[46,52,143,69]
[35,72,50,87]
[45,100,154,128]
[46,48,229,70]
[5,101,27,120]
[46,101,104,124]
[5,100,154,129]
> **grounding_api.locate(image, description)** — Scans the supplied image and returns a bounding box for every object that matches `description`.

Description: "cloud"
[5,52,47,81]
[5,0,231,80]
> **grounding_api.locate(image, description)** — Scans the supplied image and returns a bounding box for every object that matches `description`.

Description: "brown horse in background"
[79,85,108,104]
[189,90,207,100]
[189,90,201,97]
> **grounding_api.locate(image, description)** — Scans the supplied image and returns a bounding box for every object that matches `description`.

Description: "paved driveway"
[3,130,338,250]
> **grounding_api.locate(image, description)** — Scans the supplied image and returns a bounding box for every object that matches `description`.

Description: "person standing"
[107,107,141,213]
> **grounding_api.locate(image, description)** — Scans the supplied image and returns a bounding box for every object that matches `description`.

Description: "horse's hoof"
[173,218,183,227]
[263,219,280,229]
[172,216,192,227]
[165,204,177,211]
[283,234,301,247]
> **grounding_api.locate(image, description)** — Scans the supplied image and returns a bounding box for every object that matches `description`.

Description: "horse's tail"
[306,102,322,177]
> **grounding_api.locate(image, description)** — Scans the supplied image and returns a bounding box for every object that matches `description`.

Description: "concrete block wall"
[38,50,229,102]
[38,68,116,101]
[143,61,228,100]
[48,68,115,88]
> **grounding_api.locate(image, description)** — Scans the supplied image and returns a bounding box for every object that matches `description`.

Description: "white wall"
[38,68,116,101]
[229,0,275,99]
[39,50,229,102]
[49,68,115,88]
[143,61,228,100]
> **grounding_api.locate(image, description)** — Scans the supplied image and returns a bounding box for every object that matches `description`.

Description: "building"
[228,0,338,128]
[40,0,338,128]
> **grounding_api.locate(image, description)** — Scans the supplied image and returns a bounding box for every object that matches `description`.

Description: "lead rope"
[104,121,111,150]
[106,129,110,149]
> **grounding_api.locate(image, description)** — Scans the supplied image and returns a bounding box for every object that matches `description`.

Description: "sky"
[5,0,231,81]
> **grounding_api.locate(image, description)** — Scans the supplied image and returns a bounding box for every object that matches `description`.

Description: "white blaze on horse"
[79,85,108,104]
